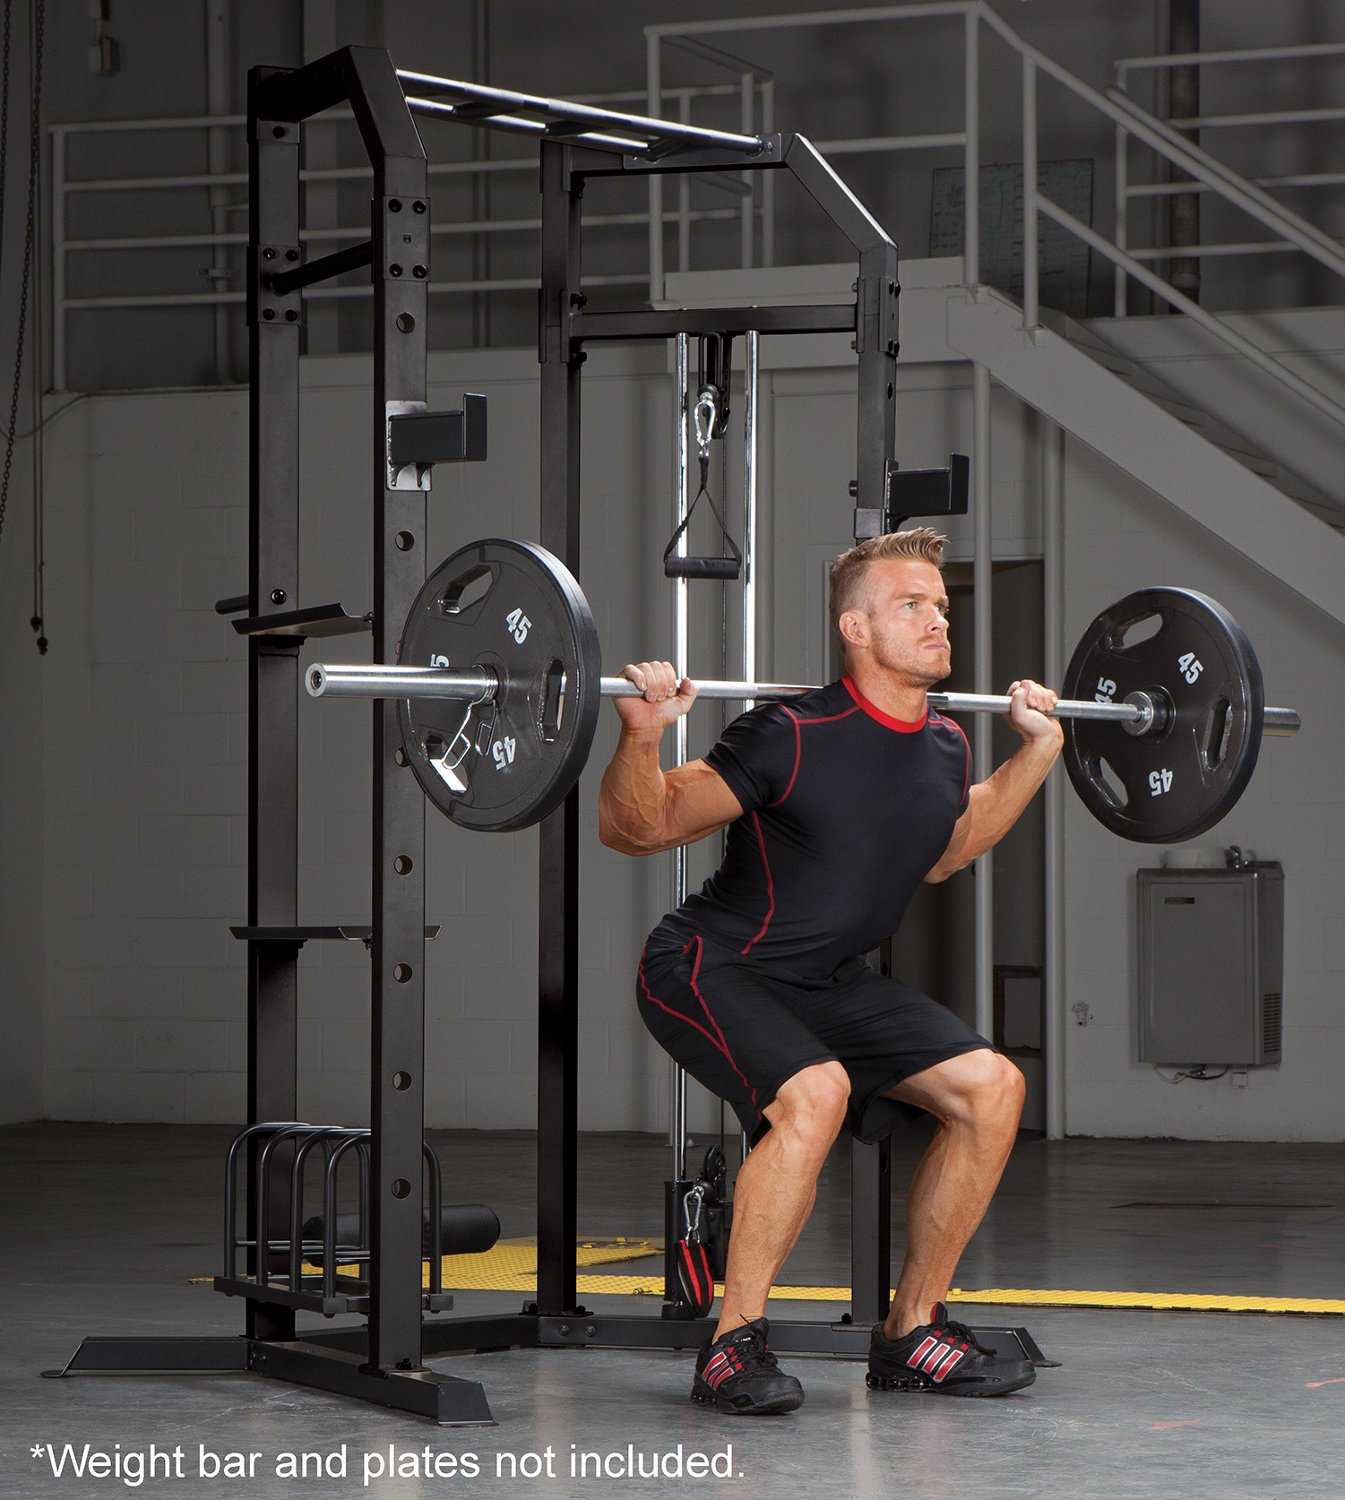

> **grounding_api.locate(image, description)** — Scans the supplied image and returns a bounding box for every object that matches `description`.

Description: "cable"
[28,0,45,652]
[0,0,14,555]
[0,0,45,648]
[1152,1064,1230,1084]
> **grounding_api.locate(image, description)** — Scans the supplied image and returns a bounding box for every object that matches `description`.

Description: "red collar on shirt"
[842,675,927,733]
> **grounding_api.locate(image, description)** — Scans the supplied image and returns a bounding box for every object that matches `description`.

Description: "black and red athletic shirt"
[657,677,971,981]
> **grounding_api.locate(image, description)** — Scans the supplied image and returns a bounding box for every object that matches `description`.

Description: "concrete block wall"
[24,345,687,1131]
[36,390,250,1124]
[0,437,45,1122]
[7,281,1345,1140]
[1058,437,1345,1140]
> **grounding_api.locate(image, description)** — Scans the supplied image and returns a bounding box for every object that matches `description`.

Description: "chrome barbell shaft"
[307,662,1299,736]
[602,676,1155,722]
[307,663,496,700]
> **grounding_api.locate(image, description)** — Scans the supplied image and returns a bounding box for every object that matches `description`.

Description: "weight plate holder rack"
[46,47,1035,1425]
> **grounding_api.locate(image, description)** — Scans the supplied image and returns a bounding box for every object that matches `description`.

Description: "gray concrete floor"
[4,1123,1345,1498]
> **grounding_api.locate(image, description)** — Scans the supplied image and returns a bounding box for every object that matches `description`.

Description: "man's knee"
[912,1048,1023,1131]
[959,1049,1024,1128]
[769,1061,850,1149]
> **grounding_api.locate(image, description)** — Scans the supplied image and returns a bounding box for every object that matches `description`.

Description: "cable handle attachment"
[664,383,743,581]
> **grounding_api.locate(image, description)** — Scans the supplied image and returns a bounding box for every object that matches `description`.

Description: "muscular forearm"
[927,736,1060,880]
[598,726,671,855]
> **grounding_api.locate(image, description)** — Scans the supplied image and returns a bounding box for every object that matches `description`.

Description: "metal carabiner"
[692,386,718,462]
[682,1182,705,1239]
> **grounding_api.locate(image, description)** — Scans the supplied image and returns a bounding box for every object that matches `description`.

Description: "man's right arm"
[597,660,744,856]
[599,738,743,856]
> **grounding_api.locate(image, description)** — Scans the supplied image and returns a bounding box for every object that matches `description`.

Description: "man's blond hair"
[828,528,948,634]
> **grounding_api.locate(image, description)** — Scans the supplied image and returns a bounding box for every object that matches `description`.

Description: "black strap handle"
[663,451,743,582]
[664,557,741,580]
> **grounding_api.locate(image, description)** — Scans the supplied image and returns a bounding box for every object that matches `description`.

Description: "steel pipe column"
[246,67,302,1341]
[537,138,590,1316]
[360,46,435,1376]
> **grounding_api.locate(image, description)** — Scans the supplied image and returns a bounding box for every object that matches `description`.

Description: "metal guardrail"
[647,4,1345,425]
[49,81,768,390]
[51,8,1345,402]
[1114,43,1345,299]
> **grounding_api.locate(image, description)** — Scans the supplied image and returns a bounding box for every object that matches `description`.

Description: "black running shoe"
[691,1318,804,1415]
[867,1303,1036,1397]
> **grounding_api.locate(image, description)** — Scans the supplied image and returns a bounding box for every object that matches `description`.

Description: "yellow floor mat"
[431,1246,1345,1314]
[419,1235,661,1291]
[211,1236,1345,1315]
[435,1264,1345,1316]
[455,1276,1343,1316]
[286,1235,664,1290]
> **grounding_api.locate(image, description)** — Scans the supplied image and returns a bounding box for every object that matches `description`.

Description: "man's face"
[844,558,952,687]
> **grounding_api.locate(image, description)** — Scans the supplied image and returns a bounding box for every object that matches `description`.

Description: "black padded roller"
[301,1203,500,1257]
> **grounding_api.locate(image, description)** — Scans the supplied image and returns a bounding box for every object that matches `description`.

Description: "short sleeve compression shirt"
[656,676,971,980]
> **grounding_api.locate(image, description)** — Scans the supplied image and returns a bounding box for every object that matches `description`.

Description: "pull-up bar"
[396,70,768,158]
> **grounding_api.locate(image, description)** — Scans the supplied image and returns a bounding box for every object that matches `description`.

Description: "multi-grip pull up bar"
[396,71,769,158]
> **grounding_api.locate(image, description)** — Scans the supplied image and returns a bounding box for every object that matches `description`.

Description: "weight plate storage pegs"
[395,538,602,831]
[1060,587,1265,844]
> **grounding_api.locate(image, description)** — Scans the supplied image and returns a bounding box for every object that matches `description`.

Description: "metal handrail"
[1039,194,1345,430]
[648,1,1345,428]
[1104,87,1345,276]
[1120,41,1345,69]
[49,79,768,390]
[52,8,1345,407]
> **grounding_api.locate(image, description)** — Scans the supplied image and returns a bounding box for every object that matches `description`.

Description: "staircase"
[652,3,1345,629]
[943,283,1345,627]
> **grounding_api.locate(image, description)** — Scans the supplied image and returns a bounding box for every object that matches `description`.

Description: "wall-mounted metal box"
[1136,863,1283,1066]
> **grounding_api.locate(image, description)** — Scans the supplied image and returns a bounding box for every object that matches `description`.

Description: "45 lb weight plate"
[397,539,602,831]
[1061,587,1265,843]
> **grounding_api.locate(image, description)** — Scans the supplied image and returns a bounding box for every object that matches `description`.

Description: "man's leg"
[881,1048,1024,1340]
[713,1060,850,1340]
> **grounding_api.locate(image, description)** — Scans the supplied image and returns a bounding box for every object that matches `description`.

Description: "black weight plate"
[1061,587,1265,843]
[397,539,602,832]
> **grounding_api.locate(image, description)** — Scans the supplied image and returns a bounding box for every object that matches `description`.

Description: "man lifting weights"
[598,528,1061,1413]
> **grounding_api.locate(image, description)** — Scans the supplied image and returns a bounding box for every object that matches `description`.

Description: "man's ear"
[838,609,868,651]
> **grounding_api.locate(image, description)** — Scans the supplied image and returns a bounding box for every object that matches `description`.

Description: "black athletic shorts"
[637,929,991,1144]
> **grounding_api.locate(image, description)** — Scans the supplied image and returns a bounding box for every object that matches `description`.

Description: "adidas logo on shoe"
[691,1317,804,1415]
[867,1303,1036,1397]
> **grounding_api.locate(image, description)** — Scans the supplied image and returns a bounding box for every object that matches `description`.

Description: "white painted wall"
[1058,437,1345,1141]
[0,438,44,1123]
[28,346,682,1132]
[0,0,45,1124]
[7,0,1345,1134]
[12,280,1343,1140]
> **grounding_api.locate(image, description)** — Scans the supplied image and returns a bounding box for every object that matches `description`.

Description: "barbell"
[306,537,1300,840]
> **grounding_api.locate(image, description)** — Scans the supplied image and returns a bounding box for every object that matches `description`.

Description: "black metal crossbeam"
[571,304,856,341]
[265,240,373,295]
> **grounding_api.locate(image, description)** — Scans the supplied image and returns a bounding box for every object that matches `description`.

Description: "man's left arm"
[925,679,1063,883]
